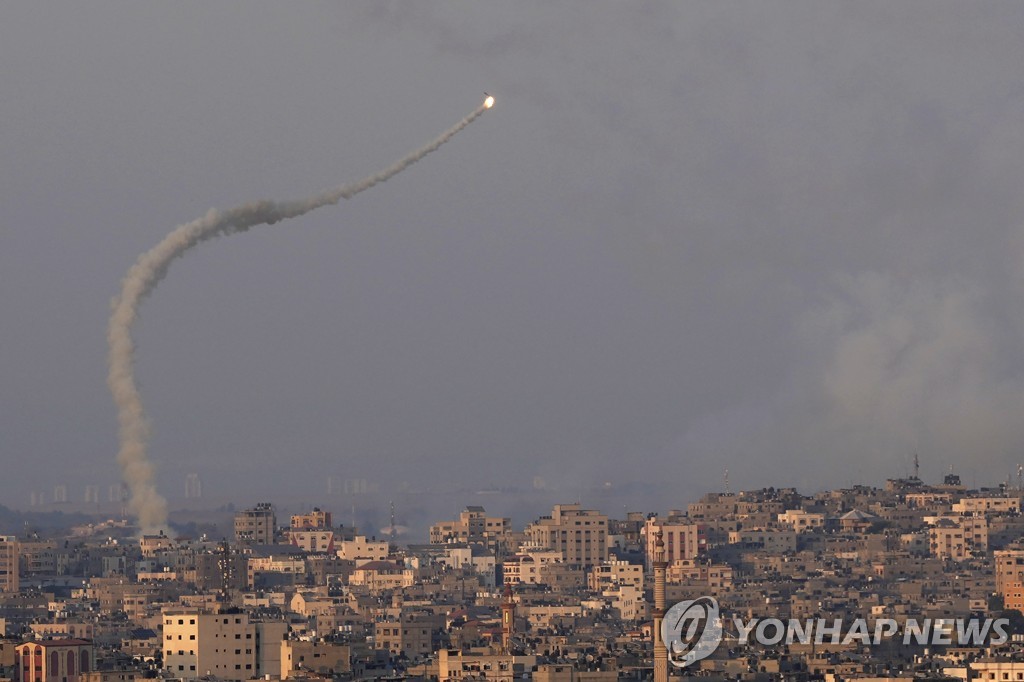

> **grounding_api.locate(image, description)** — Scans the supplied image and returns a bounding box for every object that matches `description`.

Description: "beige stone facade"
[161,609,285,681]
[430,506,511,545]
[523,504,607,569]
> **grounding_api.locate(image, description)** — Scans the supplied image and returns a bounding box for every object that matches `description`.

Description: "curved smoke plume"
[109,101,491,533]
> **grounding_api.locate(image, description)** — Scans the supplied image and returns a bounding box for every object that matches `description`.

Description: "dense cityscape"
[7,4,1024,682]
[4,469,1024,682]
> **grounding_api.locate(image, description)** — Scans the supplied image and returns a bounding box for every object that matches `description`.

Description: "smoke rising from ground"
[108,102,490,533]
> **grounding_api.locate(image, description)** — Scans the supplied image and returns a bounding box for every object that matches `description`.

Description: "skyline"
[12,464,1016,547]
[5,4,1024,514]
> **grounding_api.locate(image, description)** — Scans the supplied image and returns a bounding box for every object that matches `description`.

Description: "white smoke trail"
[109,101,491,533]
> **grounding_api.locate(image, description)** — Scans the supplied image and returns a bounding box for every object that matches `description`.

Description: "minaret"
[653,527,668,682]
[501,583,516,655]
[389,500,398,543]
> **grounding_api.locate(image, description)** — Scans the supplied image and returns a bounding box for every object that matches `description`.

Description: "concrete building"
[287,529,336,553]
[247,554,305,589]
[80,671,139,682]
[30,623,96,640]
[523,504,608,569]
[502,550,564,585]
[929,516,988,561]
[954,497,1021,515]
[995,549,1024,613]
[18,540,59,577]
[666,559,734,590]
[970,660,1024,682]
[0,536,18,592]
[777,509,826,532]
[161,609,285,681]
[438,546,497,588]
[437,649,537,682]
[430,506,512,546]
[280,639,350,677]
[349,561,415,591]
[291,508,332,530]
[139,534,174,557]
[727,529,798,553]
[644,517,706,566]
[234,503,276,545]
[601,583,643,621]
[534,664,616,682]
[335,536,388,563]
[374,611,443,659]
[687,493,739,519]
[588,560,643,592]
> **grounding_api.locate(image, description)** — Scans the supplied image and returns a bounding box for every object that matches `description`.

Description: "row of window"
[166,617,242,625]
[166,649,252,656]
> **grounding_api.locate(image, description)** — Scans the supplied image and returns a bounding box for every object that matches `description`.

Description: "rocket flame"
[484,95,495,109]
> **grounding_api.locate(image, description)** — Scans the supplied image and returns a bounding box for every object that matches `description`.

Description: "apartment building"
[644,517,707,566]
[374,611,443,659]
[0,536,18,593]
[588,560,643,592]
[234,503,276,545]
[953,497,1021,515]
[523,504,608,569]
[291,508,332,530]
[429,506,512,545]
[280,639,350,677]
[336,536,388,563]
[995,549,1024,613]
[161,609,285,681]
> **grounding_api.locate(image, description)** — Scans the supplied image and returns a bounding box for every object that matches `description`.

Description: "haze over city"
[4,3,1024,527]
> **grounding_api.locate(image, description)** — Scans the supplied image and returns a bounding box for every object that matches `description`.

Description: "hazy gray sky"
[4,2,1024,519]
